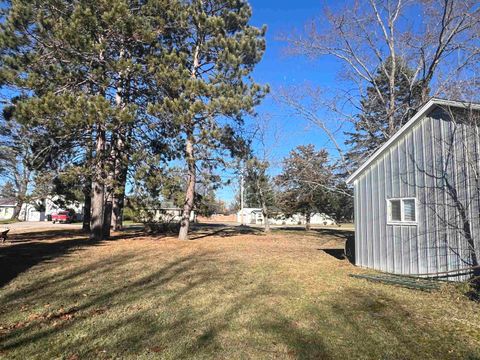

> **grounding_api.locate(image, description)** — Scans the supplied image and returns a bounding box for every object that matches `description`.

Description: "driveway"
[1,221,82,234]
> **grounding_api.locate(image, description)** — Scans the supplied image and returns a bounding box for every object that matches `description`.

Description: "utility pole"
[240,167,245,225]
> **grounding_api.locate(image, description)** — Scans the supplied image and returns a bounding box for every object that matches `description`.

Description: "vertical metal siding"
[355,109,479,281]
[354,180,360,267]
[425,116,440,274]
[378,157,386,270]
[415,120,428,274]
[367,167,374,268]
[385,149,394,273]
[436,118,447,273]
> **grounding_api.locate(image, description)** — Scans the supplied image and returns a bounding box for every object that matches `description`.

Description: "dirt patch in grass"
[0,226,478,359]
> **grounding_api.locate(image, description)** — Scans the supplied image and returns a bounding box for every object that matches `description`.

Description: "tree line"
[239,144,353,232]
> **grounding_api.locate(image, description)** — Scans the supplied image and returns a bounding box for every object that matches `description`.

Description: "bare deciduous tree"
[277,0,480,171]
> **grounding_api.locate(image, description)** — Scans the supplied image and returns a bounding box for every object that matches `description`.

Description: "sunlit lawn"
[0,219,17,225]
[0,226,479,359]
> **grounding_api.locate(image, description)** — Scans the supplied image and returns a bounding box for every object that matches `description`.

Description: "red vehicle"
[51,210,74,224]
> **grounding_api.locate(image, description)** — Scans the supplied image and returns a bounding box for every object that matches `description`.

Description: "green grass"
[0,219,17,225]
[122,220,143,227]
[0,226,478,359]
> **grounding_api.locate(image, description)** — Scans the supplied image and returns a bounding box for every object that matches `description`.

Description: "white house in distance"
[0,198,16,220]
[0,197,84,222]
[236,208,335,226]
[346,98,480,281]
[236,208,263,225]
[42,197,84,221]
[153,202,196,223]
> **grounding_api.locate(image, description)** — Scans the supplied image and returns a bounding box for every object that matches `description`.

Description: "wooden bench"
[0,228,9,243]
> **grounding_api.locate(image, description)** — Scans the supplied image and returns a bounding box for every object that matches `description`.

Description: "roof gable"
[346,98,480,184]
[0,198,16,206]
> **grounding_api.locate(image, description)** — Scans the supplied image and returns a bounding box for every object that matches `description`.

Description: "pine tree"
[150,0,267,240]
[0,0,177,239]
[345,57,424,170]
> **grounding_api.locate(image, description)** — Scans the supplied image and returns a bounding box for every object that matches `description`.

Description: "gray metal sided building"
[347,98,480,281]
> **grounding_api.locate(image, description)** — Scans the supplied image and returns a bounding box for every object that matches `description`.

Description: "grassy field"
[0,226,479,359]
[0,219,17,225]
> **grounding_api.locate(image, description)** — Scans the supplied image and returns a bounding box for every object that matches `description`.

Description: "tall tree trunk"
[12,175,28,220]
[103,189,113,238]
[112,170,127,231]
[102,136,117,239]
[262,210,270,233]
[12,201,23,220]
[83,125,93,232]
[90,126,106,241]
[111,48,128,232]
[82,178,91,232]
[112,136,127,231]
[178,135,195,240]
[258,182,270,233]
[388,43,397,135]
[305,213,311,231]
[421,83,430,104]
[178,43,200,241]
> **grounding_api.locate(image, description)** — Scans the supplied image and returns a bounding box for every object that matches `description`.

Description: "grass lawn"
[0,226,479,359]
[0,219,17,225]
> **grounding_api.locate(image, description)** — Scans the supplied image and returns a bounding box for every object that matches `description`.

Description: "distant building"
[236,208,263,225]
[236,208,335,226]
[197,214,237,223]
[152,202,196,223]
[42,197,84,221]
[20,202,46,222]
[0,198,16,220]
[0,197,84,222]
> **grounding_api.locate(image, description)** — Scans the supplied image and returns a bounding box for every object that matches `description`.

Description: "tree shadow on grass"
[0,229,143,288]
[6,229,87,243]
[1,240,477,359]
[0,242,332,358]
[257,314,331,359]
[0,223,263,291]
[319,287,480,359]
[275,227,354,240]
[0,248,277,358]
[188,224,263,240]
[137,223,263,240]
[0,251,213,348]
[246,286,479,360]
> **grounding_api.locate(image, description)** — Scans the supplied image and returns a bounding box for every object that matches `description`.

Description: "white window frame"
[387,198,417,225]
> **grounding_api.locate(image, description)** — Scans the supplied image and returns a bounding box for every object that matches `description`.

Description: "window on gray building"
[390,200,401,221]
[388,198,416,224]
[403,199,416,221]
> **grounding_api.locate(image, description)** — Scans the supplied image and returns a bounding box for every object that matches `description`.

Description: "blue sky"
[248,0,346,152]
[217,0,349,203]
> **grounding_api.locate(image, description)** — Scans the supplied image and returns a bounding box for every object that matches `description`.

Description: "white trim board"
[346,98,480,184]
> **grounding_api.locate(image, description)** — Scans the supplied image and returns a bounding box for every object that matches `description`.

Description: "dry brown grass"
[0,225,478,359]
